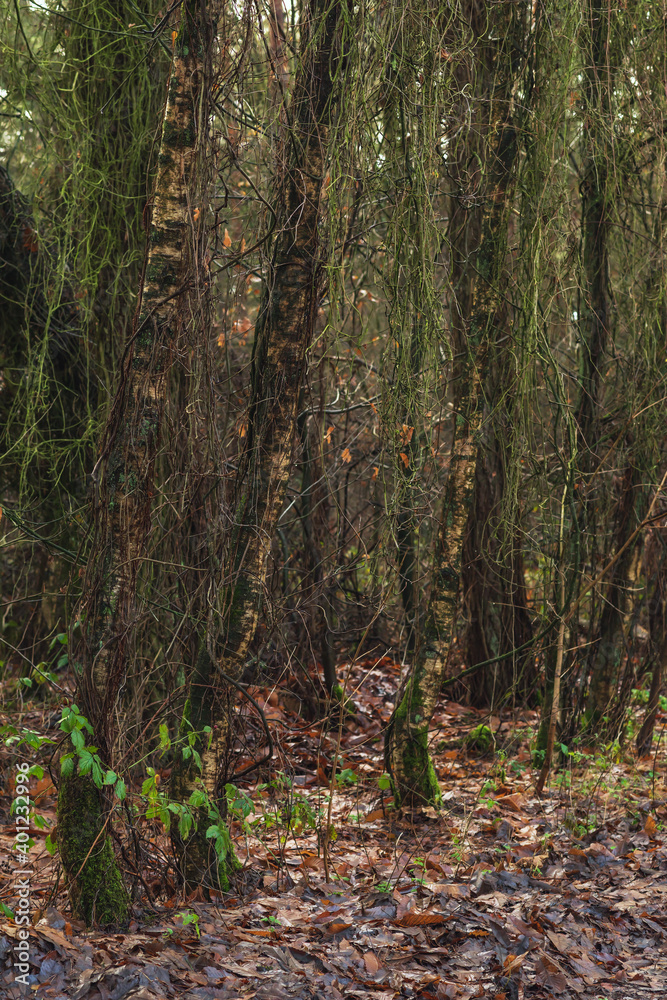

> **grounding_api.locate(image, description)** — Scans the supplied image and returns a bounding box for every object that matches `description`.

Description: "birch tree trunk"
[57,0,217,925]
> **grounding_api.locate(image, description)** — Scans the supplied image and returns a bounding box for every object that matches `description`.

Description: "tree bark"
[170,0,349,888]
[57,0,216,924]
[385,1,527,807]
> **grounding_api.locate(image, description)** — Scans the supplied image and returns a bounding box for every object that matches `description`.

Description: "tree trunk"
[636,524,667,754]
[170,0,349,889]
[297,399,338,700]
[385,2,527,807]
[585,464,641,729]
[462,421,534,708]
[57,0,216,924]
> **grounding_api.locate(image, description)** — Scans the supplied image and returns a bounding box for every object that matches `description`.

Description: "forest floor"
[1,656,666,1000]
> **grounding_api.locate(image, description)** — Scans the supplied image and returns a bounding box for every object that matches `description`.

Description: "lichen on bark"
[57,772,129,927]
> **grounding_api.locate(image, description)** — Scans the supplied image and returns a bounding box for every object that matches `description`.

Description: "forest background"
[0,0,667,991]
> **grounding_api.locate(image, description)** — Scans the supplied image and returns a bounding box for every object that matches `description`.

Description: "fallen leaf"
[364,951,380,974]
[495,794,524,813]
[395,911,447,927]
[644,814,657,839]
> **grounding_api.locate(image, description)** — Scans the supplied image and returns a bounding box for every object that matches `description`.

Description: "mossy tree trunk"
[455,3,537,710]
[170,0,349,889]
[585,464,642,730]
[57,0,217,925]
[575,1,641,734]
[297,398,338,699]
[385,0,528,808]
[462,372,534,708]
[378,18,440,657]
[636,550,667,753]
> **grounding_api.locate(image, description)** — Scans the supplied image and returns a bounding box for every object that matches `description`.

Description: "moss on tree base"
[171,824,241,895]
[57,772,129,927]
[385,683,442,809]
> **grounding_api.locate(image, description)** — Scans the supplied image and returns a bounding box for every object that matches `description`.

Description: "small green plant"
[177,911,200,938]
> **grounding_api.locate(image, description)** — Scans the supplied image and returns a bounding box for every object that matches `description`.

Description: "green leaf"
[159,724,171,749]
[0,902,15,919]
[78,751,93,776]
[114,778,127,801]
[378,773,392,790]
[45,833,57,855]
[178,812,193,838]
[141,776,156,796]
[71,729,85,751]
[103,769,117,786]
[91,759,104,788]
[27,764,44,779]
[60,756,74,778]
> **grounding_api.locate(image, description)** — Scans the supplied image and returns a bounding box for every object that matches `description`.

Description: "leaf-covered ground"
[1,658,666,999]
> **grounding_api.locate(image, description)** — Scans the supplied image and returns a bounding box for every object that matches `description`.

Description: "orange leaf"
[341,447,352,463]
[171,30,177,47]
[240,236,246,253]
[644,814,657,839]
[395,911,447,927]
[193,207,201,222]
[223,228,232,248]
[400,424,414,445]
[324,425,335,445]
[371,466,379,480]
[399,452,409,468]
[326,920,352,934]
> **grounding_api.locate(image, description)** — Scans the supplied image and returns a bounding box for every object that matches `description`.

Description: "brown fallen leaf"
[325,920,353,933]
[546,929,572,954]
[644,813,657,839]
[534,953,570,994]
[364,951,380,974]
[395,911,448,926]
[495,794,524,813]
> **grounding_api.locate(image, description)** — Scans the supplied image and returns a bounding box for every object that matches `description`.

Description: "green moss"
[162,120,195,150]
[57,771,129,927]
[387,680,442,808]
[171,817,241,894]
[465,724,495,754]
